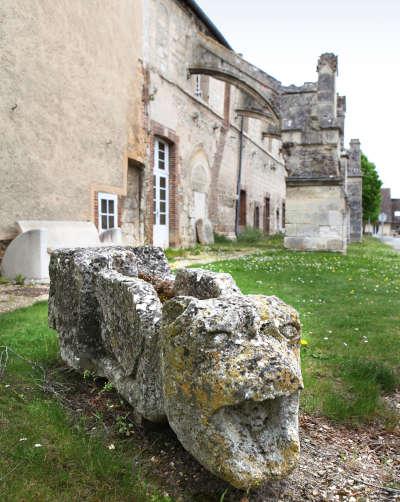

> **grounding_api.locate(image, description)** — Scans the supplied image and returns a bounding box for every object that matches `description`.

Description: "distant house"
[379,189,400,235]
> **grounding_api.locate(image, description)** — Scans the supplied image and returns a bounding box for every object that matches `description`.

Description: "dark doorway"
[263,197,270,234]
[121,159,144,245]
[282,201,286,229]
[239,190,247,227]
[254,205,260,229]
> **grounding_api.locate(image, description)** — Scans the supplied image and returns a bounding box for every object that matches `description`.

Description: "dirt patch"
[0,284,49,314]
[48,365,400,502]
[169,249,260,270]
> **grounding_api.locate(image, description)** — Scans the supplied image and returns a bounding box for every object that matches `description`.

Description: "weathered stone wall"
[142,0,286,246]
[280,54,351,252]
[0,0,145,241]
[347,177,362,242]
[347,139,362,242]
[281,58,341,180]
[120,161,144,246]
[284,183,347,253]
[1,2,359,253]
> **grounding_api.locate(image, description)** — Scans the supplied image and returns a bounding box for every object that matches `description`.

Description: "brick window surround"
[148,121,181,247]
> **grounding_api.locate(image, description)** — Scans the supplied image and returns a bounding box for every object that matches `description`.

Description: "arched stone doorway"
[189,150,210,239]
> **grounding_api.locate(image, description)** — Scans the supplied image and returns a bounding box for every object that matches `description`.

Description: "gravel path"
[0,283,49,314]
[60,373,400,502]
[379,236,400,252]
[169,249,260,269]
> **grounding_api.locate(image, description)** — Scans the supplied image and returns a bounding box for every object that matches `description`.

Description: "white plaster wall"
[0,0,143,240]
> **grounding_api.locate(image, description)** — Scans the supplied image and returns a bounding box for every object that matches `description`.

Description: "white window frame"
[98,192,118,232]
[154,138,169,174]
[153,138,170,247]
[194,75,202,98]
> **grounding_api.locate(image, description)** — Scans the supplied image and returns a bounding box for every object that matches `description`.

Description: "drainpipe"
[235,117,244,238]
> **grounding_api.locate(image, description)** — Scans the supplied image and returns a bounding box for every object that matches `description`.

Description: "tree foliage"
[361,153,382,223]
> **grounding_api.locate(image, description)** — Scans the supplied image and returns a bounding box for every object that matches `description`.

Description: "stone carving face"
[162,293,303,489]
[49,250,303,490]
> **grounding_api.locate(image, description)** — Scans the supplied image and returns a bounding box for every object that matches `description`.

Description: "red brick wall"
[93,192,99,229]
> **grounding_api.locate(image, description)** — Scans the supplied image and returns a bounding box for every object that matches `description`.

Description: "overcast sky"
[196,0,400,197]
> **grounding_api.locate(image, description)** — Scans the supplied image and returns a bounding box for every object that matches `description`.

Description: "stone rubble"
[48,246,303,489]
[196,218,215,245]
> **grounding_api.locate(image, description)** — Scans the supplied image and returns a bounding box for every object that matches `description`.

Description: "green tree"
[361,153,382,225]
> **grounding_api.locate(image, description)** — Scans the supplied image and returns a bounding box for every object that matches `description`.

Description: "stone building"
[1,0,146,257]
[346,139,363,242]
[379,188,400,235]
[281,54,362,253]
[1,0,361,270]
[138,0,286,247]
[0,0,286,261]
[392,200,400,234]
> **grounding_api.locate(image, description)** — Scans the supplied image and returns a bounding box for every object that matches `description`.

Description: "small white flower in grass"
[5,384,10,388]
[34,443,42,448]
[328,330,332,334]
[343,342,348,347]
[19,437,27,442]
[323,337,329,340]
[107,444,115,450]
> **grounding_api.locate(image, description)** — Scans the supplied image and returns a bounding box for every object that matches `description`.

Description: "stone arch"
[188,67,279,122]
[191,163,209,193]
[190,40,281,128]
[188,148,211,226]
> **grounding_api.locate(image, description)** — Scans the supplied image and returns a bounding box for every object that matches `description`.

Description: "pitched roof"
[181,0,232,50]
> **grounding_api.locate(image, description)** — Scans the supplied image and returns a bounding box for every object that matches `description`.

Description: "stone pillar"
[347,139,363,242]
[337,96,346,150]
[340,151,351,243]
[317,53,338,127]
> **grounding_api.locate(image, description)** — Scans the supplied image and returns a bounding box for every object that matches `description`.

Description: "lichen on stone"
[49,246,303,489]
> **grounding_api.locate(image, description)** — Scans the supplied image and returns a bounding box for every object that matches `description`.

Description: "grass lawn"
[0,236,399,500]
[0,303,171,502]
[200,236,400,424]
